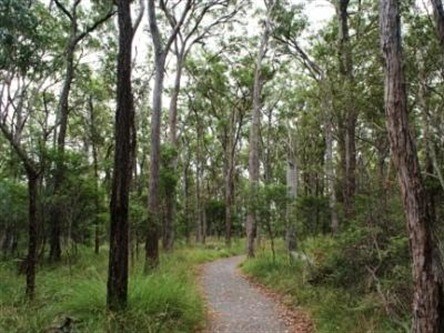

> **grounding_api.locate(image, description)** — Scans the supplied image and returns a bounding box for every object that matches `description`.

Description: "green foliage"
[295,195,330,236]
[205,199,225,236]
[160,144,179,197]
[242,241,409,333]
[0,179,28,256]
[0,0,61,73]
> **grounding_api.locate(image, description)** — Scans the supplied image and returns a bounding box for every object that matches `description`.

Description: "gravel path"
[200,255,291,333]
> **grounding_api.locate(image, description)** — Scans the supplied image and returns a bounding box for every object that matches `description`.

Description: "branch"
[74,8,116,44]
[133,0,145,39]
[54,0,73,21]
[0,121,38,174]
[148,0,163,52]
[164,0,193,53]
[160,0,178,28]
[274,34,322,80]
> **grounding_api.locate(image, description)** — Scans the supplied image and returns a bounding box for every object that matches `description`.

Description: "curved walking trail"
[200,255,313,333]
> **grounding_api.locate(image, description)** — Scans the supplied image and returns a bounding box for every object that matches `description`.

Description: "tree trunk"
[224,156,234,246]
[48,41,75,263]
[247,1,273,258]
[431,0,444,51]
[26,171,41,300]
[183,157,191,242]
[196,157,203,243]
[162,51,184,252]
[89,97,101,255]
[380,1,443,330]
[322,80,339,234]
[286,159,298,252]
[145,55,164,267]
[145,0,191,268]
[224,110,236,246]
[336,0,356,219]
[145,0,166,268]
[107,0,134,311]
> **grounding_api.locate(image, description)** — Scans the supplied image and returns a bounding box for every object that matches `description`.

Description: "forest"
[1,0,444,332]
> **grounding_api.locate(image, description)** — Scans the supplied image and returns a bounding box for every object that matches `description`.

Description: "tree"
[335,0,357,220]
[162,0,245,251]
[145,0,192,269]
[0,0,60,300]
[106,0,136,311]
[49,0,115,262]
[246,0,275,258]
[380,0,443,330]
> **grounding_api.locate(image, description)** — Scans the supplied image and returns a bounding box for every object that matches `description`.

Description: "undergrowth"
[0,238,244,332]
[242,236,410,333]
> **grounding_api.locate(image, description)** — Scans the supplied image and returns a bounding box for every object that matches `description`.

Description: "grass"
[241,239,408,333]
[0,238,244,332]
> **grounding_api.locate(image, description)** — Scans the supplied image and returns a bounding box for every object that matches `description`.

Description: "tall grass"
[0,238,244,332]
[241,240,406,333]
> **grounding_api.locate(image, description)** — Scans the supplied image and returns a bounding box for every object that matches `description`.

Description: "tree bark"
[196,132,204,243]
[145,0,165,269]
[322,80,339,234]
[88,96,101,255]
[0,118,43,299]
[25,171,42,300]
[286,158,297,252]
[107,0,134,311]
[145,0,191,268]
[247,1,273,258]
[162,50,184,252]
[50,1,114,262]
[431,0,444,51]
[380,0,443,330]
[224,107,237,246]
[335,0,356,219]
[48,39,75,263]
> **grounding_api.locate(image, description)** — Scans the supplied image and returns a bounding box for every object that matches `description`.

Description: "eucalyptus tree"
[162,0,247,251]
[0,0,61,299]
[380,0,443,330]
[72,68,116,254]
[247,0,275,258]
[334,0,357,220]
[145,0,192,268]
[48,0,115,262]
[267,1,336,240]
[107,0,144,311]
[186,48,251,245]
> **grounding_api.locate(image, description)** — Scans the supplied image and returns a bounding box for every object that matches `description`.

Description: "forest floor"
[200,255,313,333]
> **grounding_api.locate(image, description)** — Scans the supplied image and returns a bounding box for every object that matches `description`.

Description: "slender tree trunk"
[380,1,443,330]
[194,119,204,243]
[202,198,207,244]
[89,97,101,255]
[183,157,191,242]
[145,55,164,267]
[431,0,444,51]
[145,0,190,268]
[48,41,76,263]
[224,112,235,246]
[224,158,234,246]
[162,52,184,252]
[26,171,41,300]
[107,0,134,311]
[322,80,339,234]
[196,158,203,243]
[336,0,356,219]
[286,158,297,252]
[247,1,273,258]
